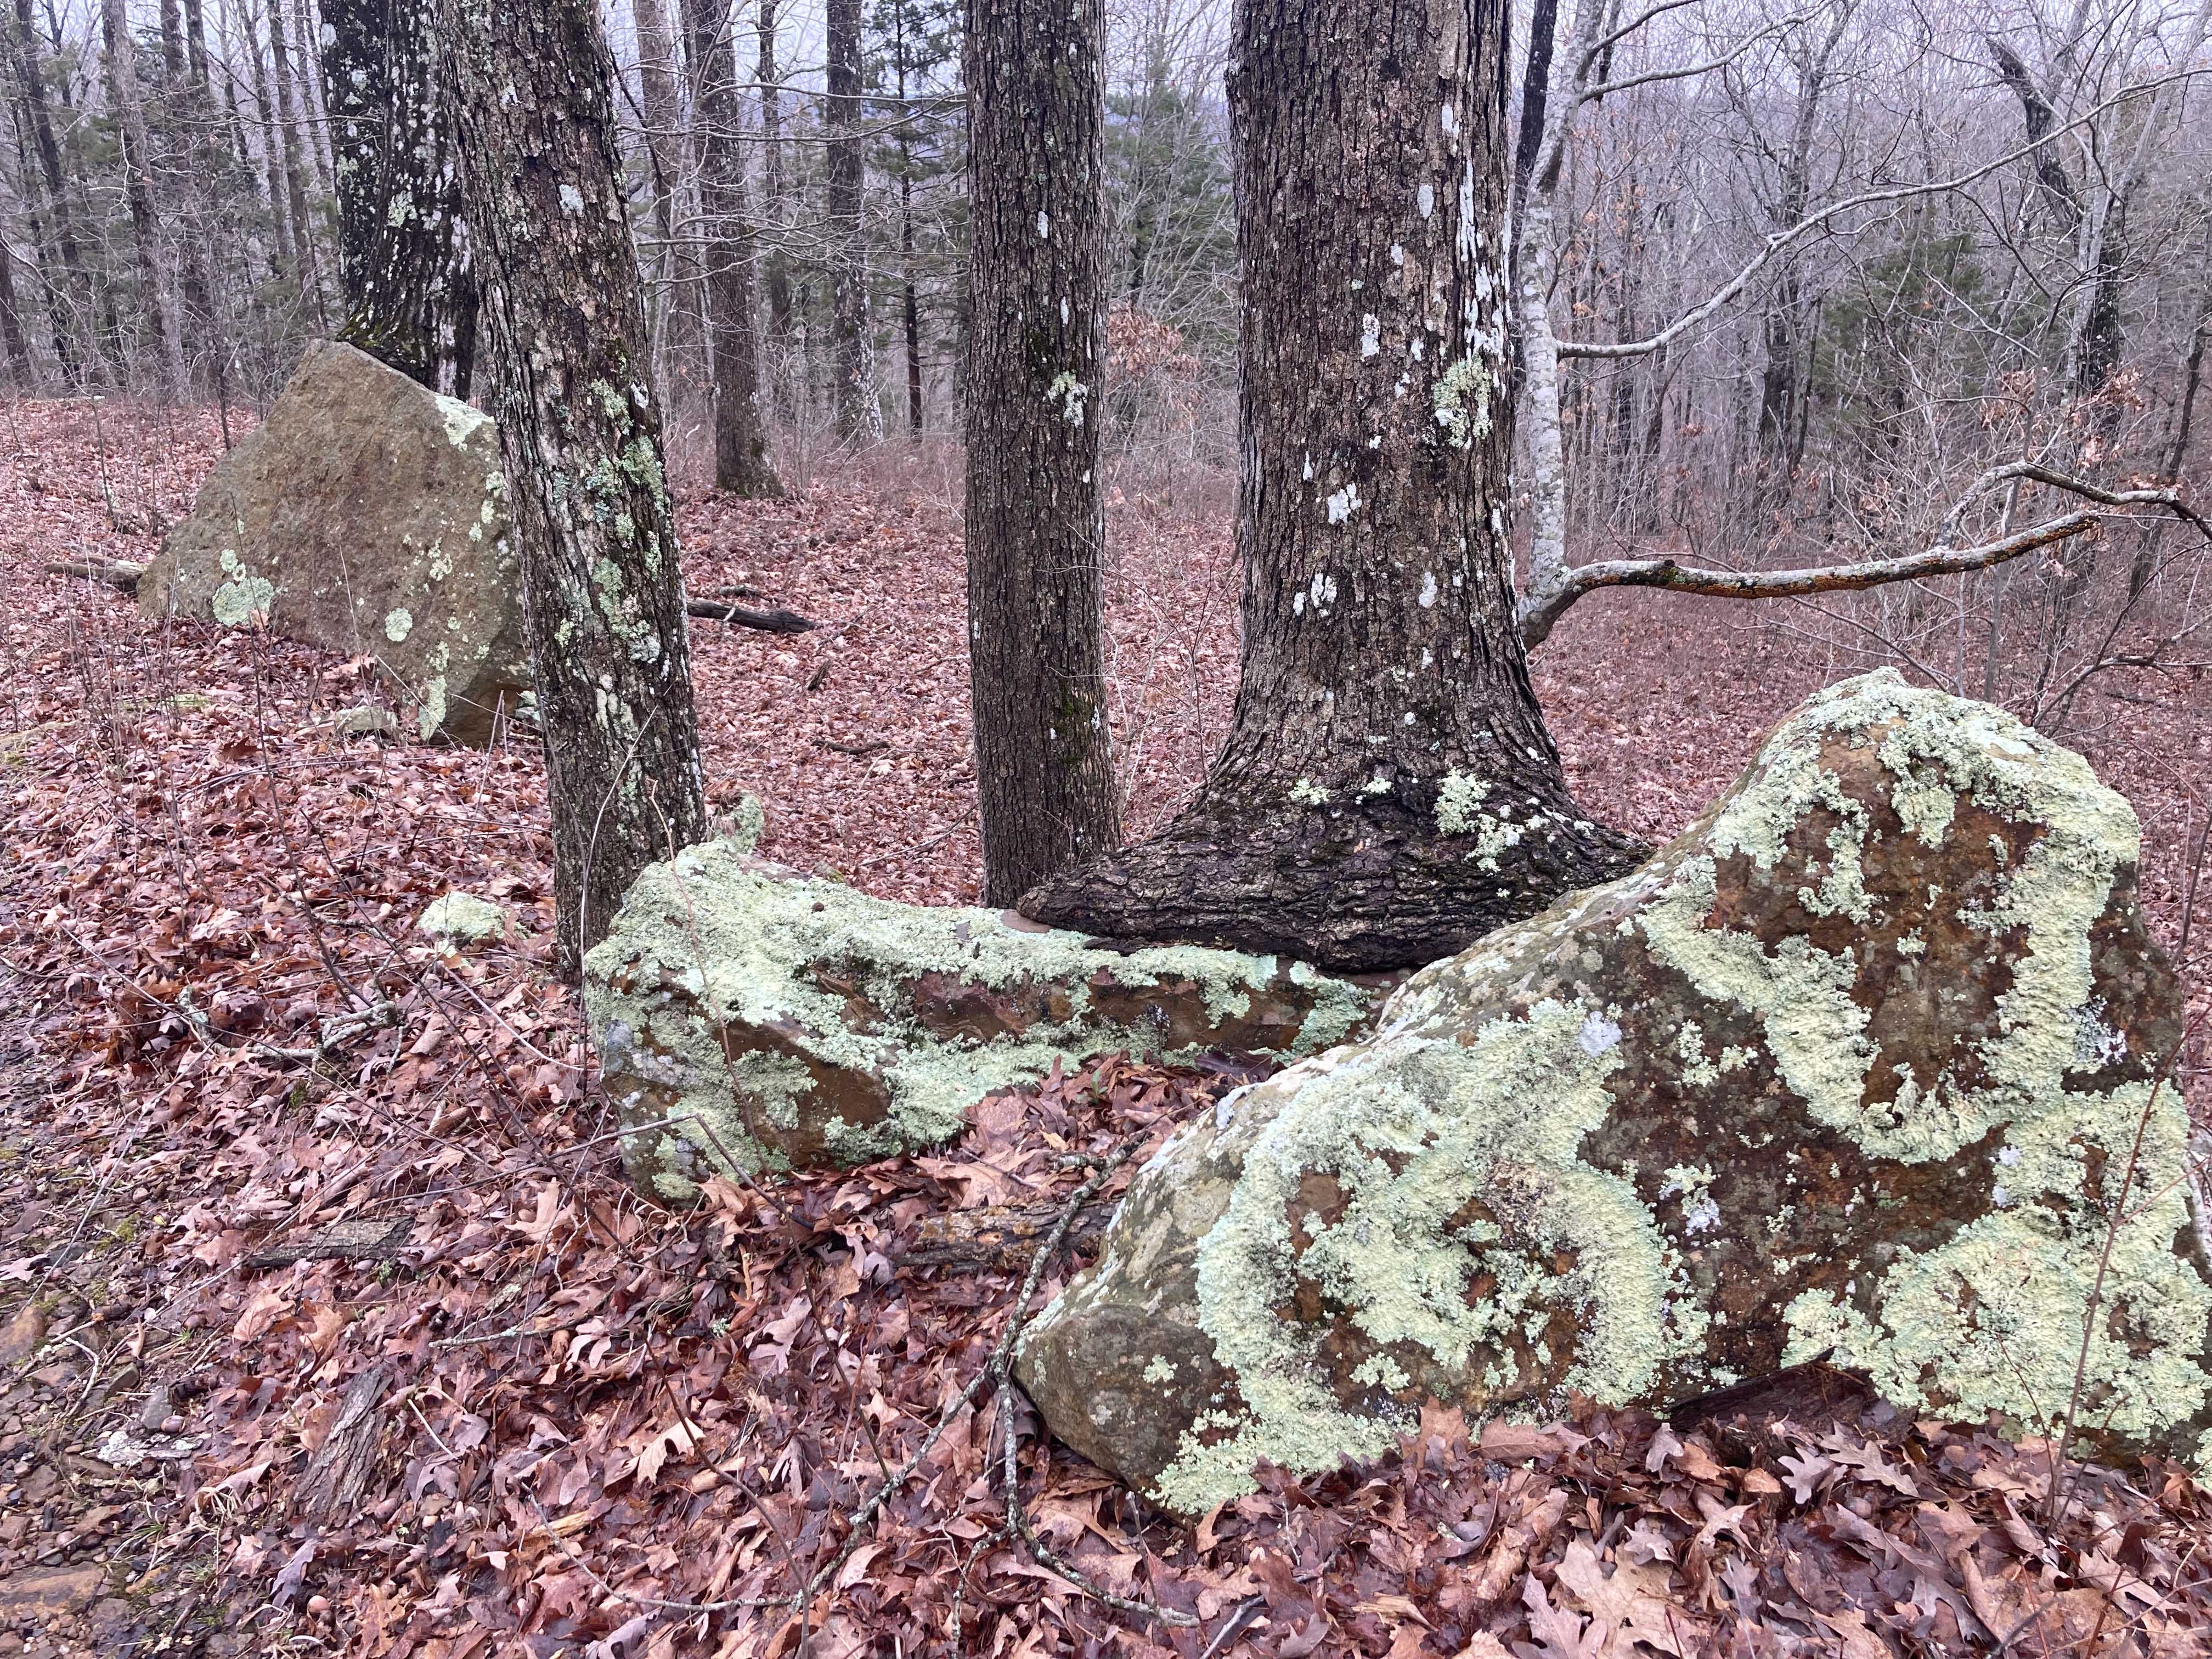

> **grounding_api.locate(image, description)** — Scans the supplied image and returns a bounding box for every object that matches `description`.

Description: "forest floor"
[1,397,2209,1658]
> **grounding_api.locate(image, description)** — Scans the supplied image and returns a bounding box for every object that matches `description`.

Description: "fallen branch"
[244,1216,414,1271]
[685,598,816,633]
[1520,470,2208,647]
[893,1194,1116,1271]
[44,558,144,591]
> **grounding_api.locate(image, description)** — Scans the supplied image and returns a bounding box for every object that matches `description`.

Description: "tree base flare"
[1017,779,1647,974]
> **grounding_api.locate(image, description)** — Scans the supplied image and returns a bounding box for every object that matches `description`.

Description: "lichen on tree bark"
[963,0,1121,905]
[1020,0,1638,972]
[445,0,707,975]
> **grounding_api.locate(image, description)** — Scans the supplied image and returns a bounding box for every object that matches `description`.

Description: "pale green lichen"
[435,392,492,450]
[1434,771,1489,834]
[385,607,414,644]
[211,561,275,627]
[1289,778,1331,807]
[1638,669,2141,1165]
[584,842,1376,1199]
[1037,668,2210,1509]
[1153,997,1707,1515]
[1431,357,1493,449]
[417,891,509,943]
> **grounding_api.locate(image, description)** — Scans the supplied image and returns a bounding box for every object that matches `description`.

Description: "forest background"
[1,0,2210,1650]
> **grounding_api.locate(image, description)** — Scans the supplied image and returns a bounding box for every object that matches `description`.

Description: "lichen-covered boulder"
[137,340,524,743]
[1015,670,2204,1516]
[583,838,1381,1194]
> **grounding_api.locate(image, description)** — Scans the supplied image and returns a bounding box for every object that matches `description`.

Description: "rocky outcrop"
[1015,671,2205,1516]
[138,340,526,744]
[583,839,1383,1195]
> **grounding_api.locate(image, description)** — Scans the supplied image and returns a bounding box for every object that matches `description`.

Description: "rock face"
[583,838,1381,1195]
[138,340,525,743]
[1016,672,2205,1516]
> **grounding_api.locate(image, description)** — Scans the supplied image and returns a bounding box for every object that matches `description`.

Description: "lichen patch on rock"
[1015,671,2203,1516]
[582,839,1382,1195]
[134,341,527,744]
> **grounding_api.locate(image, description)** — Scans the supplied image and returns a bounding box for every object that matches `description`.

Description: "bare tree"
[678,0,782,495]
[826,0,879,440]
[318,0,477,393]
[101,0,186,397]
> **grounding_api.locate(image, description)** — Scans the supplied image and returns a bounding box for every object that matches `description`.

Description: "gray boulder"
[138,340,526,744]
[1016,671,2205,1516]
[582,839,1383,1195]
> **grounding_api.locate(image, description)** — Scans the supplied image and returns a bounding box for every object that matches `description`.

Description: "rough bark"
[319,0,478,394]
[445,0,708,976]
[1020,0,1638,972]
[676,0,781,496]
[963,0,1121,904]
[101,0,186,398]
[825,0,878,441]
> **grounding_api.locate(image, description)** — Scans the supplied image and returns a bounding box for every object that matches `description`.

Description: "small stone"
[0,1565,105,1617]
[416,892,510,944]
[1018,671,2202,1515]
[0,1305,42,1368]
[137,1384,171,1434]
[330,704,399,739]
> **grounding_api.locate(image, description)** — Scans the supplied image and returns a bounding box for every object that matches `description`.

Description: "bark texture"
[320,0,478,394]
[446,0,708,975]
[825,0,879,440]
[963,0,1121,905]
[757,0,795,414]
[677,0,781,496]
[1021,0,1637,971]
[628,0,699,368]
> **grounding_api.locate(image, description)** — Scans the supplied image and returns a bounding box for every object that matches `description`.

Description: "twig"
[685,599,816,633]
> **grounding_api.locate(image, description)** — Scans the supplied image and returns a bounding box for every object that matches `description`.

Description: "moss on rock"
[583,839,1383,1195]
[1015,671,2204,1516]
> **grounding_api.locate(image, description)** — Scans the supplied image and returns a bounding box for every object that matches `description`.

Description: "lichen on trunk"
[445,0,707,975]
[1018,0,1638,972]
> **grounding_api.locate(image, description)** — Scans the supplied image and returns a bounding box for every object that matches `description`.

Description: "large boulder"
[1016,671,2205,1516]
[138,340,526,744]
[583,838,1382,1195]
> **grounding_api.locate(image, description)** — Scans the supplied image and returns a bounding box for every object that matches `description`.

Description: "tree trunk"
[318,0,477,391]
[628,0,700,372]
[0,238,31,384]
[758,0,794,417]
[1022,0,1639,972]
[963,0,1121,904]
[445,0,709,976]
[825,0,878,441]
[242,0,298,280]
[678,0,781,496]
[266,0,325,323]
[101,0,186,398]
[11,0,92,384]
